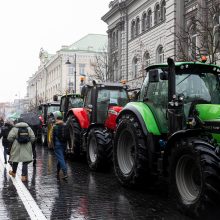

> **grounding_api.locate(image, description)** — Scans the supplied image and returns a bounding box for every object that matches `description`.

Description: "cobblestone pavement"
[0,142,194,220]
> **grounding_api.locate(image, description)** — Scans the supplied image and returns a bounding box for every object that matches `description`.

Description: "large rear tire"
[87,128,112,171]
[170,139,220,218]
[67,116,81,157]
[113,114,150,187]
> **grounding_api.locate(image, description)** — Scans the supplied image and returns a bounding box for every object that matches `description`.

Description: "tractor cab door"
[60,96,68,121]
[140,68,168,133]
[84,87,96,123]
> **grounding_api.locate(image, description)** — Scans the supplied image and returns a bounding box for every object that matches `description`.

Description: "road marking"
[0,142,47,220]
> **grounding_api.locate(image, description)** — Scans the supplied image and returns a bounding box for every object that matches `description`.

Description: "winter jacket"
[0,123,13,148]
[53,120,67,148]
[7,122,35,162]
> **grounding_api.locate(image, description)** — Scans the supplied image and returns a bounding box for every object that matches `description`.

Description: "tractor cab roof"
[83,81,128,89]
[61,93,82,98]
[146,62,220,74]
[40,101,60,106]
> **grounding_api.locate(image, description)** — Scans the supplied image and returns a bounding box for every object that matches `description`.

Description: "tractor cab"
[59,94,83,121]
[139,62,220,134]
[81,82,129,126]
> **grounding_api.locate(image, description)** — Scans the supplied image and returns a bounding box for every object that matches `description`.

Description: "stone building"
[27,34,107,109]
[102,0,220,88]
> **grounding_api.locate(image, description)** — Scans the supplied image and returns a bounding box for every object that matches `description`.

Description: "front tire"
[87,128,112,171]
[170,139,220,218]
[113,114,150,187]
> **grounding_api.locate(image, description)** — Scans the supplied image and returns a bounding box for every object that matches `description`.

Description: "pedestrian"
[0,120,14,164]
[52,112,68,179]
[7,117,35,182]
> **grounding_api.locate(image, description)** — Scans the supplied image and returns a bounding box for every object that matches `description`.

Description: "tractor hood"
[196,104,220,142]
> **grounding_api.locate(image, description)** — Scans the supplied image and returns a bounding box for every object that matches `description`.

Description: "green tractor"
[114,58,220,217]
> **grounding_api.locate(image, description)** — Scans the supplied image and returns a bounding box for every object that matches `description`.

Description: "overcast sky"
[0,0,110,102]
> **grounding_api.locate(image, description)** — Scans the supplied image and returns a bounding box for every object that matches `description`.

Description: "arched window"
[112,32,116,48]
[213,14,220,52]
[136,17,140,36]
[132,57,138,78]
[147,9,152,29]
[154,3,160,25]
[157,46,164,63]
[116,30,118,47]
[160,0,166,21]
[131,20,136,39]
[142,12,147,32]
[143,51,150,68]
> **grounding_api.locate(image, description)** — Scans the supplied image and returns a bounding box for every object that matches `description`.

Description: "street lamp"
[65,53,76,93]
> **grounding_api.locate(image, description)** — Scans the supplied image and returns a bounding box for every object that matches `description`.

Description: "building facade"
[27,34,107,109]
[102,0,220,88]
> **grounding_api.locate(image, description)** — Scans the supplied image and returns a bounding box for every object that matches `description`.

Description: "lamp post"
[65,53,76,93]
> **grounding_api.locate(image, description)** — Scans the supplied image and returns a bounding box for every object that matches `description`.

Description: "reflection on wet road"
[0,142,192,219]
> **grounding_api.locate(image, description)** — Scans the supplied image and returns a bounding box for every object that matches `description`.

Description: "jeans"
[3,146,7,163]
[54,145,67,175]
[12,162,30,176]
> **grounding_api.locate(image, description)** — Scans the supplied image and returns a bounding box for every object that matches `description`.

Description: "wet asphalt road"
[0,142,194,220]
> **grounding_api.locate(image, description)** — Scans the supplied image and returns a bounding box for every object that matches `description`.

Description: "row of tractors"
[43,58,220,218]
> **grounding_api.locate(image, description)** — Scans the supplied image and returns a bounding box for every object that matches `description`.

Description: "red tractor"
[66,81,129,171]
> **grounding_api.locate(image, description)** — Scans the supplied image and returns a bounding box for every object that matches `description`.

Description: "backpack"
[17,127,30,144]
[57,124,69,142]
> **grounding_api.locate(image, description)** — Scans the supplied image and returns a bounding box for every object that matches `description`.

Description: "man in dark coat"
[0,120,14,164]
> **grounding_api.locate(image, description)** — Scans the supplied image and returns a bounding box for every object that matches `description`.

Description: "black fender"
[116,105,148,136]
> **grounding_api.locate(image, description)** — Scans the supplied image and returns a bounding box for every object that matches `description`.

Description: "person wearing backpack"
[0,120,14,164]
[52,113,68,179]
[7,117,35,182]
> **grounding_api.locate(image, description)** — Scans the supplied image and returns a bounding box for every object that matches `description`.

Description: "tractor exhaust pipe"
[167,57,184,134]
[167,57,176,102]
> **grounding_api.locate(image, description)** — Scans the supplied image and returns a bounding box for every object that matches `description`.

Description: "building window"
[157,46,164,63]
[147,9,152,29]
[144,51,150,68]
[136,17,140,36]
[116,30,118,47]
[79,64,86,76]
[68,64,75,75]
[142,12,147,32]
[131,20,136,39]
[160,0,166,21]
[213,14,220,52]
[132,57,138,78]
[154,3,160,25]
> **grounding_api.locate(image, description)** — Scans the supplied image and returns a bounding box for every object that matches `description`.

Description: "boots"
[9,170,16,177]
[21,176,28,182]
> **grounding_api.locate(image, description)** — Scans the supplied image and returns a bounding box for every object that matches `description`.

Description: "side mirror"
[87,104,93,109]
[149,69,159,82]
[160,71,168,80]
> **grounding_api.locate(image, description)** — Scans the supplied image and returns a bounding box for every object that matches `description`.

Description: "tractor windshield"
[69,97,84,108]
[176,72,220,104]
[47,105,60,114]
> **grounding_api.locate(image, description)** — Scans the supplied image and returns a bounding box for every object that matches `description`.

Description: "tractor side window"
[60,97,65,112]
[69,97,84,108]
[84,89,92,107]
[97,89,110,123]
[145,68,168,133]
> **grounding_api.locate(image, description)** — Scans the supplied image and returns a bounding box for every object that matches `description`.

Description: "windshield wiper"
[176,74,192,86]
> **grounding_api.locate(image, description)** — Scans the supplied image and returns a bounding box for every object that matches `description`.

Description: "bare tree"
[176,0,220,64]
[90,46,111,82]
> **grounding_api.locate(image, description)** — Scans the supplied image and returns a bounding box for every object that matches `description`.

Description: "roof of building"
[68,34,107,52]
